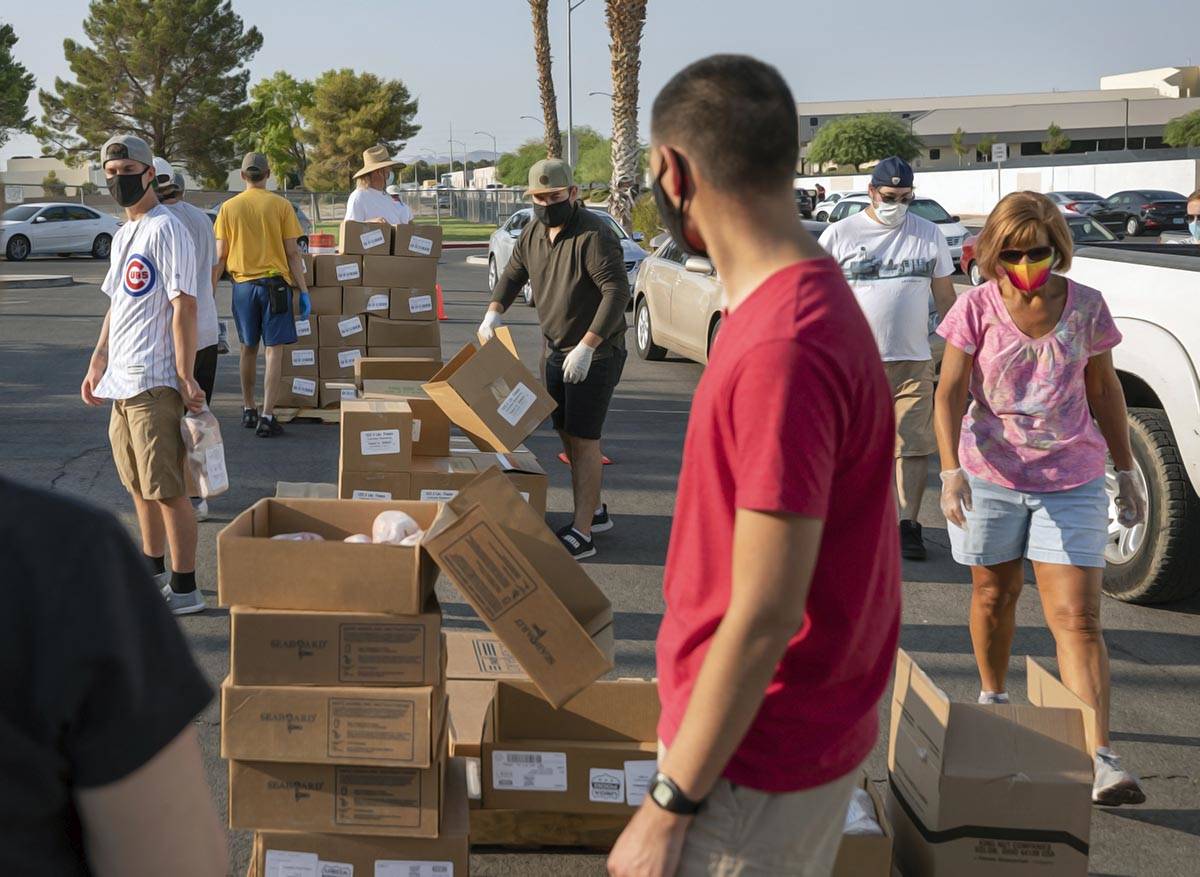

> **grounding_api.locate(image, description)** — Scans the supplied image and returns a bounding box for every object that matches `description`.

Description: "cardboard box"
[424,328,556,452]
[314,254,362,287]
[222,680,445,768]
[447,679,494,806]
[1026,656,1098,757]
[831,774,894,877]
[276,375,319,409]
[318,347,365,380]
[301,253,315,288]
[356,356,442,397]
[228,717,446,837]
[367,316,440,349]
[363,255,437,290]
[340,400,414,473]
[469,450,547,515]
[318,314,367,348]
[294,286,342,317]
[230,601,442,687]
[275,482,337,499]
[217,497,439,613]
[393,224,444,259]
[407,453,546,515]
[887,650,1093,877]
[369,346,442,361]
[281,344,319,378]
[291,317,319,348]
[341,286,395,317]
[446,629,527,680]
[338,219,393,256]
[251,758,470,876]
[318,380,356,410]
[468,808,630,848]
[423,469,613,706]
[482,679,659,814]
[339,470,413,502]
[389,288,437,321]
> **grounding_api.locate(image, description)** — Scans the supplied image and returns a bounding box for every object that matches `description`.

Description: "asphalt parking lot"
[1,250,1197,876]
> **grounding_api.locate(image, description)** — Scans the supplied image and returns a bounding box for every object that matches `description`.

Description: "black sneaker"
[255,415,283,438]
[557,526,596,560]
[900,520,927,561]
[242,407,259,429]
[591,504,613,534]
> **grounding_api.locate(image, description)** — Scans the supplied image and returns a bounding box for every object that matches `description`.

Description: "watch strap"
[649,771,702,815]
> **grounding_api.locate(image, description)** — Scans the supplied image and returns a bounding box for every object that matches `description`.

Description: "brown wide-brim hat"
[353,144,402,180]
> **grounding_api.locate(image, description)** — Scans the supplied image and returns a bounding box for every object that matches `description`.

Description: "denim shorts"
[948,474,1108,569]
[231,279,298,347]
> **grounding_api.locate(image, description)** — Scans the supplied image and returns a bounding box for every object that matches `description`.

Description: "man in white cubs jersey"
[81,134,207,616]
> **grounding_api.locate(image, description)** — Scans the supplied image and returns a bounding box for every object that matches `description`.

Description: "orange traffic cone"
[436,283,447,320]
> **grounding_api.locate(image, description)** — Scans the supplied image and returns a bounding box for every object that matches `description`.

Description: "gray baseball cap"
[241,152,269,174]
[527,158,574,196]
[100,134,154,169]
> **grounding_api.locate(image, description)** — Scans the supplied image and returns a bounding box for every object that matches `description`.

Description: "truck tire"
[1102,408,1200,604]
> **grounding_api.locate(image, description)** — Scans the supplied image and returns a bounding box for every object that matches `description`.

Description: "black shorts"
[194,344,218,405]
[544,347,625,440]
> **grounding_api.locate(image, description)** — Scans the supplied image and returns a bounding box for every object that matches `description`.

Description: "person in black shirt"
[0,476,225,875]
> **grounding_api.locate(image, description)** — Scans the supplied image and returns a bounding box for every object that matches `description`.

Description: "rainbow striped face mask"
[999,246,1054,292]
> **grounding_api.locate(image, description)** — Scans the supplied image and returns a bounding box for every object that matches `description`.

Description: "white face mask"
[873,200,908,227]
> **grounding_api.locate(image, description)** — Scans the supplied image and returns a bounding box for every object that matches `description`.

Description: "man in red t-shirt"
[608,55,901,877]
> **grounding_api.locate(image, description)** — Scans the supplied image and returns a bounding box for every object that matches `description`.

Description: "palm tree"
[950,127,970,167]
[605,0,648,233]
[529,0,562,159]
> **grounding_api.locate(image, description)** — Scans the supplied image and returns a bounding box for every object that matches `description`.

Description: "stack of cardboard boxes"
[218,493,471,873]
[277,221,444,412]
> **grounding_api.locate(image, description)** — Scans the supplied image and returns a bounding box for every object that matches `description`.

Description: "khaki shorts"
[676,767,859,876]
[884,359,936,458]
[109,387,186,500]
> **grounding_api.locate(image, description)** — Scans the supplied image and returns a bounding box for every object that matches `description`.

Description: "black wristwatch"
[648,771,703,815]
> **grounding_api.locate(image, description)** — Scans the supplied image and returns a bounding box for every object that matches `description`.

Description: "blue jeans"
[231,279,297,347]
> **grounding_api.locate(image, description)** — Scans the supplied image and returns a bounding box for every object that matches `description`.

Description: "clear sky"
[3,0,1198,166]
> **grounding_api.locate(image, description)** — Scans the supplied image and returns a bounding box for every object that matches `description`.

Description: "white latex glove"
[478,309,503,344]
[562,343,595,384]
[1114,470,1147,527]
[940,468,973,529]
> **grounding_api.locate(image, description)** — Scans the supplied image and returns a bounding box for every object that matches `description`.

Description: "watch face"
[652,781,674,808]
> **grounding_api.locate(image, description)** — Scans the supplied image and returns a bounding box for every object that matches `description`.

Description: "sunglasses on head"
[999,245,1054,264]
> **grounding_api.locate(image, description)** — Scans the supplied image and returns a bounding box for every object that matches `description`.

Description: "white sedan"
[1,202,121,261]
[812,191,867,222]
[827,194,971,264]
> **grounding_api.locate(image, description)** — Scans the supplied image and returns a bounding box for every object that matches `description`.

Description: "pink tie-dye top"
[937,279,1122,492]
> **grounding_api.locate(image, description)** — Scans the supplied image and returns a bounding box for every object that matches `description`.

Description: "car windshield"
[1068,218,1117,242]
[1059,192,1101,200]
[908,199,953,223]
[2,205,39,222]
[592,210,630,240]
[1141,190,1185,201]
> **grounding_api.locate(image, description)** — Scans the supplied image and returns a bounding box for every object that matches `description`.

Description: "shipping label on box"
[314,255,362,287]
[276,375,318,408]
[338,220,392,256]
[317,315,366,348]
[338,470,413,502]
[282,345,319,378]
[292,317,319,348]
[340,399,414,473]
[363,255,438,289]
[367,316,440,349]
[318,348,365,380]
[393,224,443,258]
[342,286,394,316]
[389,288,437,322]
[318,380,355,410]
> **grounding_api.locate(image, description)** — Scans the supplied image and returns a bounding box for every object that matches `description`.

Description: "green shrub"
[631,192,660,249]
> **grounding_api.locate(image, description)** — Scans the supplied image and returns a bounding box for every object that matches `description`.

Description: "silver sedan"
[1,202,121,261]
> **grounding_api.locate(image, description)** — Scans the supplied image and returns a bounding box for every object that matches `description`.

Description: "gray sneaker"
[1093,751,1146,806]
[154,571,172,598]
[978,691,1010,705]
[217,320,230,354]
[191,496,210,521]
[163,587,206,616]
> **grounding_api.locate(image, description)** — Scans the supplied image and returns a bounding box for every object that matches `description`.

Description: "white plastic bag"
[843,787,883,836]
[271,532,325,542]
[344,533,372,543]
[181,407,229,497]
[372,510,421,545]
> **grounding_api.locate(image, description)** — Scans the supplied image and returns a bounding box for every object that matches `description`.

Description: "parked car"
[1046,191,1105,214]
[793,187,814,217]
[828,195,970,264]
[0,202,121,261]
[1090,189,1188,237]
[959,212,1120,286]
[812,191,867,222]
[1158,230,1196,245]
[1067,244,1200,604]
[487,206,646,307]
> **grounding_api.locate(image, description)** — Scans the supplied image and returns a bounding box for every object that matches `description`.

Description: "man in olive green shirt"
[482,159,631,560]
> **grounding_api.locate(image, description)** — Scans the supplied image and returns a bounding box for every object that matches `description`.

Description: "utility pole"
[1124,98,1130,151]
[566,0,587,168]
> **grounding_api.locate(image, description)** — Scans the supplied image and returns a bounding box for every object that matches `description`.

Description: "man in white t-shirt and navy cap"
[81,133,207,615]
[346,144,414,225]
[819,156,956,561]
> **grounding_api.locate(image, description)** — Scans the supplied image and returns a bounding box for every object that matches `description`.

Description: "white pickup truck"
[1067,244,1200,604]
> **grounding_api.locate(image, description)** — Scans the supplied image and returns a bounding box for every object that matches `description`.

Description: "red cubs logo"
[122,253,158,297]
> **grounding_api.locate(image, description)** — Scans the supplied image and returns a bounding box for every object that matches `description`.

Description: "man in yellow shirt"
[213,152,311,437]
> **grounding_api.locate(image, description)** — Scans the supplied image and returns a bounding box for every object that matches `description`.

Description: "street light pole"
[566,0,587,168]
[475,130,498,163]
[1124,97,1130,151]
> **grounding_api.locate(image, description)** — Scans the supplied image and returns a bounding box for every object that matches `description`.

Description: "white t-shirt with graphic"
[165,200,218,350]
[97,204,197,400]
[818,210,953,361]
[345,186,413,225]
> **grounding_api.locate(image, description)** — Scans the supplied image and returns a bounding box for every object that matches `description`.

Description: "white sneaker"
[154,571,172,598]
[978,691,1010,704]
[1092,750,1146,806]
[217,321,230,354]
[164,586,206,616]
[191,497,209,521]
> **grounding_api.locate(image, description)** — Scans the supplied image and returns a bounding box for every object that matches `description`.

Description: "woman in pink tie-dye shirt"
[934,192,1148,806]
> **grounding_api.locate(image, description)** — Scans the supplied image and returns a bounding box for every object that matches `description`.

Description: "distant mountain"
[404,149,499,165]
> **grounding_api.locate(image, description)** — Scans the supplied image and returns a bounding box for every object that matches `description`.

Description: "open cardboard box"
[407,452,547,515]
[831,773,894,877]
[422,467,613,706]
[446,629,527,680]
[217,498,439,614]
[423,327,556,452]
[887,650,1093,876]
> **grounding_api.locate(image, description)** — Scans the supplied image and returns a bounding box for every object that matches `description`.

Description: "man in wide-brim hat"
[346,144,413,225]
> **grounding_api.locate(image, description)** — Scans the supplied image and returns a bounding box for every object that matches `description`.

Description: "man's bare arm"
[212,239,228,292]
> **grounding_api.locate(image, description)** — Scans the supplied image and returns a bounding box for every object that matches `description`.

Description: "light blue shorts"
[948,474,1108,569]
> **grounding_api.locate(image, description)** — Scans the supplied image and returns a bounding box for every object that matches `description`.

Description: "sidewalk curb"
[0,275,74,289]
[443,242,489,249]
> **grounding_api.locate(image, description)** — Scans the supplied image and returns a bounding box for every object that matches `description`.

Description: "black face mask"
[533,198,574,228]
[107,170,151,207]
[652,150,707,258]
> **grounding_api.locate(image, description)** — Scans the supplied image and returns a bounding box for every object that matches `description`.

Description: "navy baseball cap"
[871,156,914,189]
